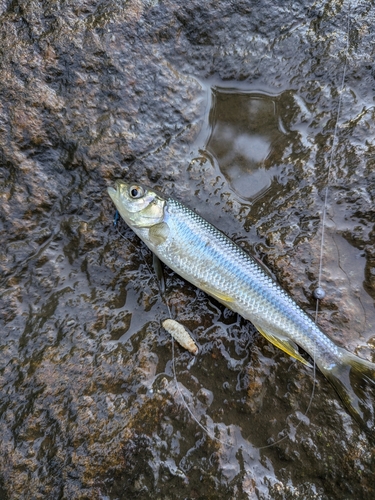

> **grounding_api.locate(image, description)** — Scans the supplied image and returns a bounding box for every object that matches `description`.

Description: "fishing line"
[113,216,232,447]
[258,2,352,450]
[312,0,351,425]
[309,0,351,429]
[290,0,351,445]
[314,1,351,322]
[169,325,232,447]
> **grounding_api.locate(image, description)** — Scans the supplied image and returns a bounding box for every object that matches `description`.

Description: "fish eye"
[129,185,144,199]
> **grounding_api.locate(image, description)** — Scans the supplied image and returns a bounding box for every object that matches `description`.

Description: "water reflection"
[206,89,288,201]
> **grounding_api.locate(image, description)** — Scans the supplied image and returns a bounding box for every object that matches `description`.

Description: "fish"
[108,180,375,431]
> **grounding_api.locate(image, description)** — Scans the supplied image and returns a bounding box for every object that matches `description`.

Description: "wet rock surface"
[1,0,375,498]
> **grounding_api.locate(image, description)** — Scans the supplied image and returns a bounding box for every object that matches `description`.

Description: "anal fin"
[256,325,312,368]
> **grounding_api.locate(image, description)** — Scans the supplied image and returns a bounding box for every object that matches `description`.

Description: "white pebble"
[162,319,198,355]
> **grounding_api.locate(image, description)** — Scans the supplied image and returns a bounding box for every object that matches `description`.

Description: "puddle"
[206,88,288,201]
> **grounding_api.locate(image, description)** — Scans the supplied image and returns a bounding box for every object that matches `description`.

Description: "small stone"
[162,319,198,355]
[313,287,326,300]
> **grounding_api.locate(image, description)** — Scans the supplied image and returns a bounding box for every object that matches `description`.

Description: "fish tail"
[319,348,375,433]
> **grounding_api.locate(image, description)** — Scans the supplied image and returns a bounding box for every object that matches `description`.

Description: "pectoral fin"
[255,325,312,367]
[149,222,170,246]
[153,253,165,294]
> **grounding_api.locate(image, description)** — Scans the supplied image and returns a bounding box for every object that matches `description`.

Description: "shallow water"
[1,0,375,498]
[206,89,288,201]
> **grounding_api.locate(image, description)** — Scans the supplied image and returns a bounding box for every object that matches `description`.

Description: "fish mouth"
[108,181,121,201]
[107,179,129,203]
[108,179,127,200]
[107,185,117,200]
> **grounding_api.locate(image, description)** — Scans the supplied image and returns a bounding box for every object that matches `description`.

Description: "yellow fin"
[256,326,312,367]
[207,289,235,303]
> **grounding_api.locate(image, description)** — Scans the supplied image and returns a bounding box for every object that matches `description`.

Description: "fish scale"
[108,180,375,431]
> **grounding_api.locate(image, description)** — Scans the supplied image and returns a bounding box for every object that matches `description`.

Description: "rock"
[1,0,375,498]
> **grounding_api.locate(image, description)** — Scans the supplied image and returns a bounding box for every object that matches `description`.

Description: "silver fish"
[108,180,375,430]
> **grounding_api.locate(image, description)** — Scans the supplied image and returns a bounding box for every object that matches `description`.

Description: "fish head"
[107,180,166,228]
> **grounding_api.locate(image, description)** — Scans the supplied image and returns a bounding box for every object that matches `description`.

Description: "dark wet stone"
[1,0,375,499]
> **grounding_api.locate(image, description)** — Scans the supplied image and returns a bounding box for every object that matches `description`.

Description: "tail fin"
[319,348,375,433]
